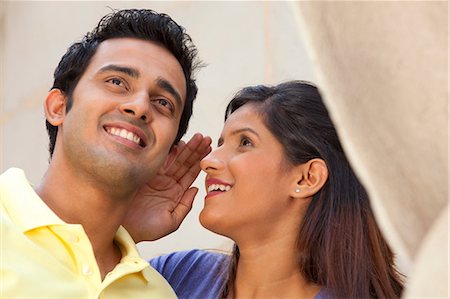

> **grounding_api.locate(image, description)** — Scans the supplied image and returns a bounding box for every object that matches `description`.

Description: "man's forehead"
[86,37,187,102]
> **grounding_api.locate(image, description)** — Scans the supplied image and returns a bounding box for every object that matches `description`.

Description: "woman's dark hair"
[221,81,404,298]
[47,8,201,156]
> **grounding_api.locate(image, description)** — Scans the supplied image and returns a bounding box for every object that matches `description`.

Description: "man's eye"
[157,99,170,107]
[155,98,174,112]
[107,78,125,87]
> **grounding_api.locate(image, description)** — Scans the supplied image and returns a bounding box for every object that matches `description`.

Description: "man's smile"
[104,123,148,148]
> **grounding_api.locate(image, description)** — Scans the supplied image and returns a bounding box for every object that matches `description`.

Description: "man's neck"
[35,162,137,280]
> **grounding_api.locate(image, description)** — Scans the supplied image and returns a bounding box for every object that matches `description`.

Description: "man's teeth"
[108,127,141,145]
[208,184,231,192]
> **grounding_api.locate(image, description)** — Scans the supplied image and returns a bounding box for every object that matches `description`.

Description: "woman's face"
[200,104,302,243]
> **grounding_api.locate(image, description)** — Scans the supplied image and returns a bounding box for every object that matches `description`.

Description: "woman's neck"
[232,239,321,299]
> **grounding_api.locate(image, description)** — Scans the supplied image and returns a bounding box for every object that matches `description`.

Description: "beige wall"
[0,1,316,259]
[0,1,5,172]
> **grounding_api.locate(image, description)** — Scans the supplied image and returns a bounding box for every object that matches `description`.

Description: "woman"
[149,81,404,298]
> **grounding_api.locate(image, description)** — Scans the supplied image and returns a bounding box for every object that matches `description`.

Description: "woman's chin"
[199,210,230,238]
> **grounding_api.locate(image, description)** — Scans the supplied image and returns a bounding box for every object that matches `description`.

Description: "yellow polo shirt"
[0,168,176,298]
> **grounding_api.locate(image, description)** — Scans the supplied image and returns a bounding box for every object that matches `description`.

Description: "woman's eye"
[240,137,253,147]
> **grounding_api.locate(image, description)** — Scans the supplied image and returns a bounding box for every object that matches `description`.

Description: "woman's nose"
[200,150,225,173]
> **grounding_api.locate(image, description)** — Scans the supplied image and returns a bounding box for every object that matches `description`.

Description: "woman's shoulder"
[150,249,229,271]
[150,249,230,298]
[315,288,333,299]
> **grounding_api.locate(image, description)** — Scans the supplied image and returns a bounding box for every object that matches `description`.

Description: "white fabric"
[294,1,448,297]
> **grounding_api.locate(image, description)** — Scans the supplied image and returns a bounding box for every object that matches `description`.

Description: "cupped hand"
[123,133,212,243]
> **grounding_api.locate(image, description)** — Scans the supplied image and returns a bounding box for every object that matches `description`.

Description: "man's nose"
[119,94,151,122]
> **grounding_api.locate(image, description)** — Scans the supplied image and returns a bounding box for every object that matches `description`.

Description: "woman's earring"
[295,188,301,193]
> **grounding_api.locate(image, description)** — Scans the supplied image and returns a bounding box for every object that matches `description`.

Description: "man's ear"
[160,144,179,174]
[44,89,67,126]
[289,158,328,199]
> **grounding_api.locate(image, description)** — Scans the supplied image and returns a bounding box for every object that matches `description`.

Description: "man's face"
[56,37,186,190]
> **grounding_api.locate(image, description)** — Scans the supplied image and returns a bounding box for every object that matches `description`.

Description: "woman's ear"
[44,89,67,126]
[290,158,328,199]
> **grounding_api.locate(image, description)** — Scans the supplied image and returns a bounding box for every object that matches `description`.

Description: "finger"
[172,187,198,227]
[165,134,203,176]
[170,136,212,181]
[176,140,187,152]
[181,134,211,163]
[178,162,203,191]
[181,138,211,172]
[177,137,211,177]
[167,134,211,181]
[155,140,187,175]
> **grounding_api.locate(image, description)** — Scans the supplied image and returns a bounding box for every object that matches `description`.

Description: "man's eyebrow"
[97,64,140,78]
[156,77,182,107]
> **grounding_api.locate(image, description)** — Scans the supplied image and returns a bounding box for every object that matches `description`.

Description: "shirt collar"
[114,226,153,282]
[0,168,65,232]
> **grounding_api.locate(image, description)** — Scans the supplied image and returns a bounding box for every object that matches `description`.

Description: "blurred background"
[0,1,317,259]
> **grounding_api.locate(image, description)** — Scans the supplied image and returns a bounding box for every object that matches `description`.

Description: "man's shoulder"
[0,168,29,214]
[0,168,26,185]
[0,168,32,198]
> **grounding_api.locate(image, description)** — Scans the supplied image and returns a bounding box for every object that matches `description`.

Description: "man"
[0,9,210,297]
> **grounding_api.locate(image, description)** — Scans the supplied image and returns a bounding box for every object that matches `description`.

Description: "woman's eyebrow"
[230,127,259,137]
[217,127,260,146]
